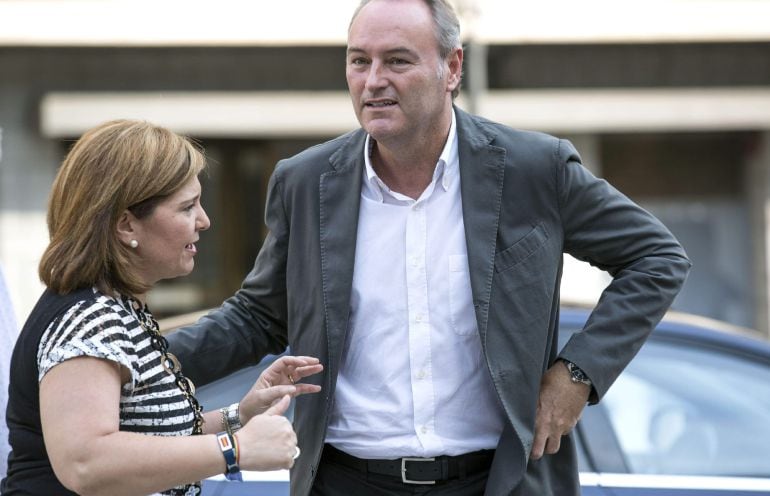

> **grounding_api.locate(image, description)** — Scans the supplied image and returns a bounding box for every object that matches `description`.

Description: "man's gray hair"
[349,0,463,97]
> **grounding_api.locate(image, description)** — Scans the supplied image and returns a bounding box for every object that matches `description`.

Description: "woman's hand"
[235,395,298,471]
[239,356,323,422]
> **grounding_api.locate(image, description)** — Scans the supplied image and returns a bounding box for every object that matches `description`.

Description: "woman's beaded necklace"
[117,294,204,496]
[119,295,204,435]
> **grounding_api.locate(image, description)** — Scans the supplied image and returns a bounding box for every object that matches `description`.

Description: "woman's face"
[130,176,210,286]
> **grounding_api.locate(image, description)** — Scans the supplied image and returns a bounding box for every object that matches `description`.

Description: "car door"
[574,318,770,496]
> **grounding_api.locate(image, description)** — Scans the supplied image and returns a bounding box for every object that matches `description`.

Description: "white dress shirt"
[325,111,505,458]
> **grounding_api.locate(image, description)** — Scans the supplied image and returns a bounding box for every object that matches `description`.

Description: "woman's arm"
[40,356,296,496]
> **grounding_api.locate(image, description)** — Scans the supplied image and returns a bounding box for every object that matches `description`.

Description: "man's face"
[346,0,461,147]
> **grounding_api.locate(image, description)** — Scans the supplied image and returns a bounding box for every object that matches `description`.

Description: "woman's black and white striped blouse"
[37,288,198,496]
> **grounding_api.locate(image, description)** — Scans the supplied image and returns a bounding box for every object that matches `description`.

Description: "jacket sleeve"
[166,169,290,387]
[554,139,692,402]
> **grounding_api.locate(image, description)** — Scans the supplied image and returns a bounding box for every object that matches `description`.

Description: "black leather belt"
[323,444,495,485]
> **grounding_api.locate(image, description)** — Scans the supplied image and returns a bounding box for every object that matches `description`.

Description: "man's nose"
[365,61,386,90]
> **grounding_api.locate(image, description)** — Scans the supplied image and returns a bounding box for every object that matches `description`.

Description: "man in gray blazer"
[169,0,690,494]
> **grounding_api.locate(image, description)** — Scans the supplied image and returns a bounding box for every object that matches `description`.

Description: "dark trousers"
[310,449,489,496]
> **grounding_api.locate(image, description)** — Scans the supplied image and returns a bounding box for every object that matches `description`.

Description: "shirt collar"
[363,109,458,202]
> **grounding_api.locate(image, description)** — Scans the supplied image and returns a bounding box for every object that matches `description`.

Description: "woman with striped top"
[2,120,322,495]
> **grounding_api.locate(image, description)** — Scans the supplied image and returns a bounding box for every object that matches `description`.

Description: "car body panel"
[203,473,288,495]
[583,474,770,495]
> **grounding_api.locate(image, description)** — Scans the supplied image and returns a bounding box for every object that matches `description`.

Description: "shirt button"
[421,425,428,434]
[415,314,423,322]
[417,370,426,380]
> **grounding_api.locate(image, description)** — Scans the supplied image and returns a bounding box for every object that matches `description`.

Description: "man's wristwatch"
[560,359,592,387]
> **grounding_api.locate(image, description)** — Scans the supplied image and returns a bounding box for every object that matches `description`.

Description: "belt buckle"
[401,457,436,485]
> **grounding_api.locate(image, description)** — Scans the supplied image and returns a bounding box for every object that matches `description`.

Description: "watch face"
[566,361,591,385]
[225,403,242,430]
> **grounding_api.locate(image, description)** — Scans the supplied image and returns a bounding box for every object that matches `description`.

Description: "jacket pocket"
[494,223,549,274]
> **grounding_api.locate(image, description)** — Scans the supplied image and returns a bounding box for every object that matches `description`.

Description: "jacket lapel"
[456,108,506,339]
[319,132,365,375]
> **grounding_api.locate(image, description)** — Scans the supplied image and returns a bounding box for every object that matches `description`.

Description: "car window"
[602,339,770,477]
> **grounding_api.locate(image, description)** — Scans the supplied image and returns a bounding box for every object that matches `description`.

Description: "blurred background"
[1,0,770,337]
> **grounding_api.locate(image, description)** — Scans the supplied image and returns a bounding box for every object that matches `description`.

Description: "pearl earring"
[129,239,138,248]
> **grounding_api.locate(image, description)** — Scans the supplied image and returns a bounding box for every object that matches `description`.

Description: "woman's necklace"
[122,295,204,435]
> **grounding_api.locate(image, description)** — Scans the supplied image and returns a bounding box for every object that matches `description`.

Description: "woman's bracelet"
[216,431,243,482]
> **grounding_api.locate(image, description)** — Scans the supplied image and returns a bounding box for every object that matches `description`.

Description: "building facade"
[1,0,769,335]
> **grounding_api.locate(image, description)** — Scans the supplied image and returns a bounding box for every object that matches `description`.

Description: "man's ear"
[116,210,138,247]
[446,47,464,92]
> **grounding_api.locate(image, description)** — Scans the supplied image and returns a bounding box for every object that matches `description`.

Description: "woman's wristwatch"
[220,402,242,435]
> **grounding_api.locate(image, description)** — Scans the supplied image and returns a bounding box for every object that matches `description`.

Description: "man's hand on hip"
[530,361,591,460]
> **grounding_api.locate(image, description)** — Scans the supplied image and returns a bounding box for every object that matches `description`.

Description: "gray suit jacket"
[169,107,691,495]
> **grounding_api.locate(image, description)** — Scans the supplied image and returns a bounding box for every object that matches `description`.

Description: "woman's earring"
[129,239,139,249]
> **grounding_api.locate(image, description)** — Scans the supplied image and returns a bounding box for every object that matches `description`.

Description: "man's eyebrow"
[346,46,417,56]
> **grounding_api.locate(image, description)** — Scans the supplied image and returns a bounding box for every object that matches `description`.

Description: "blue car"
[562,307,770,495]
[187,307,770,495]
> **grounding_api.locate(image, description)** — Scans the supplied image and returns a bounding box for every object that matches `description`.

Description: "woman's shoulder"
[36,289,142,379]
[51,289,131,334]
